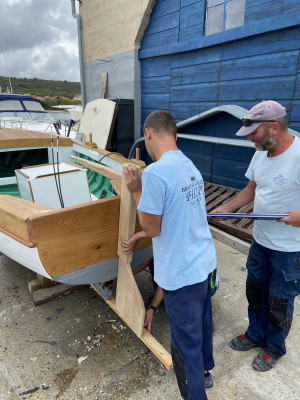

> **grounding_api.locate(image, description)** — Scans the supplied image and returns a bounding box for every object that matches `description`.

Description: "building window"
[205,0,246,36]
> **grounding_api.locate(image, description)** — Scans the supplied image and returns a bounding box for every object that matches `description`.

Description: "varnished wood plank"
[0,128,72,148]
[70,155,122,182]
[110,179,121,195]
[0,195,53,247]
[115,168,145,337]
[28,198,121,277]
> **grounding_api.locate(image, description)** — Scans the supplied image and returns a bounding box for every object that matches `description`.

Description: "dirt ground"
[0,238,299,400]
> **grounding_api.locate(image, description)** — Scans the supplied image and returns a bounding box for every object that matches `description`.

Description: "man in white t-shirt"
[123,111,216,400]
[213,100,300,371]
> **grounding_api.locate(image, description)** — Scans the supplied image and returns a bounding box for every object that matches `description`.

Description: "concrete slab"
[0,239,299,400]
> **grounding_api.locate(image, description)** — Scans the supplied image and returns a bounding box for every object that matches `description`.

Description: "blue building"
[139,0,300,188]
[78,0,300,188]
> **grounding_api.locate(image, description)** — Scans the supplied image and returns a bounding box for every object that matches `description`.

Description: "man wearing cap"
[213,100,300,371]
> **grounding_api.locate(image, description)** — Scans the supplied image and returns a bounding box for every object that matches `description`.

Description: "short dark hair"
[144,111,177,138]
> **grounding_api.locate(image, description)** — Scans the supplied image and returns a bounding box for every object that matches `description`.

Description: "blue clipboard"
[207,213,289,220]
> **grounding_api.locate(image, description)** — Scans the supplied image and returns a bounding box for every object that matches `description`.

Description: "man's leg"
[252,249,300,371]
[245,240,272,344]
[163,280,211,400]
[265,250,300,356]
[230,240,271,350]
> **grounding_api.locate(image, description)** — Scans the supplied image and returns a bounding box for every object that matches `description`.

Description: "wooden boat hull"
[0,128,151,284]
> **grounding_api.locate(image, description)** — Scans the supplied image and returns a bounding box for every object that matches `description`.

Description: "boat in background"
[0,93,80,137]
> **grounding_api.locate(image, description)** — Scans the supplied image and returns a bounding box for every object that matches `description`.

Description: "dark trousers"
[163,276,214,400]
[246,240,300,357]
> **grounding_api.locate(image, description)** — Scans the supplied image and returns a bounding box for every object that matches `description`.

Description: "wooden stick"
[115,167,145,337]
[106,297,173,370]
[70,155,122,182]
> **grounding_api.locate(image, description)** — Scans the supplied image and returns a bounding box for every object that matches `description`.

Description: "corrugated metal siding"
[139,0,300,189]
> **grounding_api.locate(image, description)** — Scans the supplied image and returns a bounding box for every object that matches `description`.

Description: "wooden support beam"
[115,168,145,337]
[106,297,173,370]
[103,166,172,369]
[70,155,122,182]
[28,277,85,306]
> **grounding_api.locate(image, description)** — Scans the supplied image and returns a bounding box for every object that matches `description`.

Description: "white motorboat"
[0,93,80,137]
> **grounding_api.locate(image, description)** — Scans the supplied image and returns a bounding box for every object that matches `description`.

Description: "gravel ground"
[0,239,299,400]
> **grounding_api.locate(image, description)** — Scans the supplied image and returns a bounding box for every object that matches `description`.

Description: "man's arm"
[212,180,256,213]
[144,286,164,333]
[277,210,300,227]
[123,164,162,238]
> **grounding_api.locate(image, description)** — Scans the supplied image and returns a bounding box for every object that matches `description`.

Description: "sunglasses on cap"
[241,118,277,127]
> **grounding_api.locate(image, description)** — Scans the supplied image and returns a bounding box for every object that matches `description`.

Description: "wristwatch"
[149,305,158,314]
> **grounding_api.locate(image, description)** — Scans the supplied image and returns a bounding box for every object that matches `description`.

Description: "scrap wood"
[28,277,85,306]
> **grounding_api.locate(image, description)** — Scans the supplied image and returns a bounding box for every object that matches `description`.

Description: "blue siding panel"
[294,73,300,99]
[244,0,283,24]
[151,0,181,19]
[145,12,180,35]
[171,62,220,85]
[283,0,300,13]
[170,82,219,102]
[181,0,200,7]
[141,57,171,78]
[141,76,171,94]
[171,48,222,68]
[221,26,300,61]
[220,51,299,81]
[179,2,205,30]
[142,28,179,49]
[170,102,218,120]
[179,24,203,42]
[142,94,170,110]
[139,0,300,188]
[291,101,300,121]
[218,76,296,101]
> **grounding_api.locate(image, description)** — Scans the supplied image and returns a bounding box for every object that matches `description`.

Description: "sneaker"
[252,351,279,371]
[230,333,259,351]
[204,372,213,391]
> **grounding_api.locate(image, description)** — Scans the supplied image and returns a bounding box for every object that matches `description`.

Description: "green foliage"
[0,76,81,100]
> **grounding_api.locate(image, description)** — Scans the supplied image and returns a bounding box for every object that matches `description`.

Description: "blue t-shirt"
[138,150,216,290]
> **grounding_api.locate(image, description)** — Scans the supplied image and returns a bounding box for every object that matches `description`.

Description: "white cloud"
[0,0,80,81]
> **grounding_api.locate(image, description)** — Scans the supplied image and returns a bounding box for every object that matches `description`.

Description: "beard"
[254,126,277,151]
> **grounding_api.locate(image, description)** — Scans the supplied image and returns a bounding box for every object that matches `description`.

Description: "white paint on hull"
[0,232,52,279]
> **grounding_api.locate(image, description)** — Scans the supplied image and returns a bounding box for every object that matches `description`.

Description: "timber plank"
[0,128,72,148]
[0,195,53,246]
[28,278,85,306]
[106,297,173,370]
[28,198,120,277]
[70,155,122,182]
[115,168,145,337]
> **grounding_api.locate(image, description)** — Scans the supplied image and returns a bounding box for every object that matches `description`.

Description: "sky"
[0,0,80,82]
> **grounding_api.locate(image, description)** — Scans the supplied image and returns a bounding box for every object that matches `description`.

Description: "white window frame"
[205,0,246,36]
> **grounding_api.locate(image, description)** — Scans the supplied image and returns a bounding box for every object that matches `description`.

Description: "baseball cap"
[236,100,286,137]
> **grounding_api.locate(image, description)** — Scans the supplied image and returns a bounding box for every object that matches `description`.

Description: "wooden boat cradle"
[0,127,172,369]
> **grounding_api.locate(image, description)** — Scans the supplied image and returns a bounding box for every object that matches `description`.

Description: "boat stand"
[92,167,172,370]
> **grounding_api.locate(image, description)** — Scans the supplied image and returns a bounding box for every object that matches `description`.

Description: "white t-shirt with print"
[246,136,300,251]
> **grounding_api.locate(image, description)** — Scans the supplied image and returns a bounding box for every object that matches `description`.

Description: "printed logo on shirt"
[273,173,288,185]
[181,179,203,206]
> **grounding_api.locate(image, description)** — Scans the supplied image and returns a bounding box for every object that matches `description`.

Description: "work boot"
[252,351,279,371]
[204,372,213,391]
[230,333,258,351]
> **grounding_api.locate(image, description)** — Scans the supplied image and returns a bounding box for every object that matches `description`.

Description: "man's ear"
[271,121,280,136]
[144,127,151,140]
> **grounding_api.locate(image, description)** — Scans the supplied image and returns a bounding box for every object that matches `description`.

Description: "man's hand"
[121,235,139,254]
[144,309,155,332]
[277,210,300,227]
[123,163,142,194]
